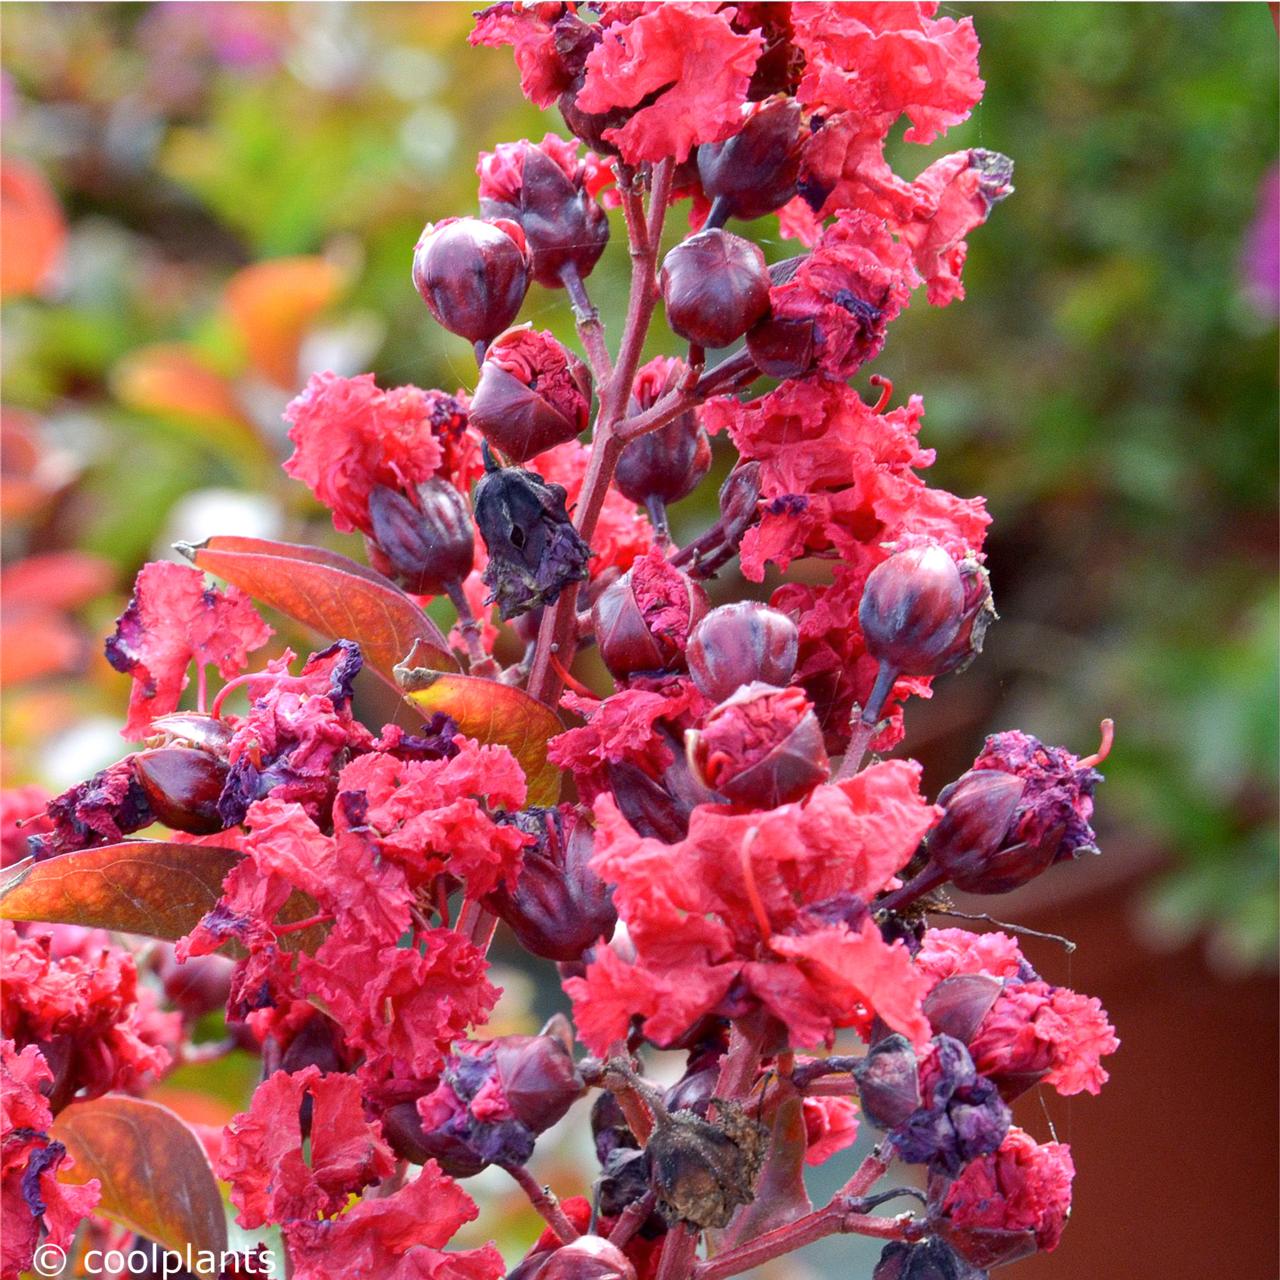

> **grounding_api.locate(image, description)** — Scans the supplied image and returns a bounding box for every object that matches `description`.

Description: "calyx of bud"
[688,682,829,809]
[366,478,475,597]
[697,98,803,224]
[412,216,530,346]
[686,602,799,703]
[469,327,592,463]
[592,549,708,679]
[660,229,771,350]
[485,807,616,962]
[480,140,610,288]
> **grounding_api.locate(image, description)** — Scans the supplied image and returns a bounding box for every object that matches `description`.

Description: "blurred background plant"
[2,4,1276,1277]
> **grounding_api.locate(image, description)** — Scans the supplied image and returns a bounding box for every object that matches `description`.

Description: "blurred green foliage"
[1,1,1276,982]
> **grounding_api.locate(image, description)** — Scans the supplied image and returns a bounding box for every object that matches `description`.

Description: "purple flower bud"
[473,458,591,620]
[529,1237,638,1280]
[686,602,798,703]
[874,1238,988,1280]
[605,731,717,845]
[929,727,1106,893]
[469,327,592,463]
[860,545,978,678]
[926,771,1032,894]
[406,1029,583,1177]
[366,478,475,596]
[697,98,803,223]
[688,682,829,809]
[614,357,711,510]
[853,1034,922,1129]
[412,216,530,345]
[591,1089,640,1166]
[597,1147,652,1218]
[660,229,771,349]
[593,550,709,680]
[889,1036,1011,1176]
[479,138,610,288]
[133,746,229,834]
[485,807,616,962]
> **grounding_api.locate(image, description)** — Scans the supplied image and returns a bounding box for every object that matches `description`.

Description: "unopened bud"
[688,683,828,809]
[605,732,716,844]
[614,357,711,510]
[597,1147,652,1219]
[853,1034,921,1129]
[874,1239,987,1280]
[473,459,590,620]
[366,478,475,596]
[859,545,975,677]
[593,548,708,679]
[133,747,229,835]
[929,726,1105,894]
[686,602,798,703]
[479,138,610,288]
[412,217,530,345]
[470,327,592,463]
[154,946,234,1021]
[660,229,771,349]
[535,1237,637,1280]
[485,807,615,962]
[697,98,803,223]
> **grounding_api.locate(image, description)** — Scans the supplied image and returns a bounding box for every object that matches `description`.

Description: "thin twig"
[504,1164,580,1244]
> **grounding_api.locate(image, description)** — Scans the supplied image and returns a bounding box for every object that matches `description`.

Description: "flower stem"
[562,260,612,383]
[526,159,673,706]
[504,1164,580,1244]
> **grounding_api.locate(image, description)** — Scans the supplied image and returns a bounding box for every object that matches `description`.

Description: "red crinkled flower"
[478,133,582,203]
[575,3,763,164]
[896,149,1015,305]
[105,561,272,740]
[2,1040,101,1280]
[968,980,1118,1098]
[299,926,498,1090]
[531,440,653,576]
[1,923,179,1104]
[1,785,50,866]
[802,1094,860,1166]
[218,1066,394,1229]
[791,2,983,146]
[916,926,1027,984]
[470,2,574,109]
[548,678,710,804]
[219,643,375,828]
[283,371,448,535]
[282,1160,504,1280]
[918,928,1118,1098]
[564,762,938,1054]
[334,738,528,899]
[765,211,915,380]
[941,1127,1075,1259]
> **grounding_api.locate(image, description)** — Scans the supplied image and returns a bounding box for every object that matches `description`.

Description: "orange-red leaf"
[182,535,456,686]
[402,669,562,805]
[53,1096,228,1259]
[224,256,344,389]
[0,159,66,299]
[0,841,324,952]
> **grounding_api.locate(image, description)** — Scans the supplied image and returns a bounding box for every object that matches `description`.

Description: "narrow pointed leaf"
[53,1096,228,1259]
[180,535,456,686]
[400,667,562,806]
[0,841,324,952]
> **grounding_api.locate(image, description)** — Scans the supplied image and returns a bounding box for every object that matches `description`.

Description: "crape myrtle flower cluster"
[2,6,1120,1280]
